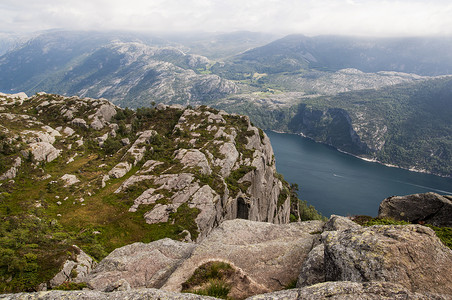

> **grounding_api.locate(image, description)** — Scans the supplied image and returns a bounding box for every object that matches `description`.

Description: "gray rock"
[101,175,110,188]
[49,246,95,288]
[120,138,130,146]
[90,117,104,130]
[323,215,361,231]
[108,162,132,179]
[63,127,75,136]
[86,238,196,291]
[162,219,325,298]
[95,104,117,122]
[246,281,450,300]
[127,130,157,165]
[0,157,21,180]
[188,185,219,239]
[296,244,324,287]
[137,160,163,174]
[143,204,177,224]
[213,142,238,177]
[175,149,212,175]
[128,188,162,212]
[29,142,61,162]
[323,225,452,295]
[156,103,168,110]
[0,288,218,299]
[379,192,452,227]
[60,174,80,187]
[97,133,109,146]
[71,118,88,128]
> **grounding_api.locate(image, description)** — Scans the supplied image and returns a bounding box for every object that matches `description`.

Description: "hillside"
[1,31,451,176]
[0,32,237,108]
[213,77,452,176]
[0,92,323,293]
[212,34,452,77]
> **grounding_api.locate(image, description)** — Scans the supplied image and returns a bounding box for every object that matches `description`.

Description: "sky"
[1,0,452,36]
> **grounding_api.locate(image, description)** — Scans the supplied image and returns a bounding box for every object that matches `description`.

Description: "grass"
[189,279,231,299]
[182,261,233,299]
[53,281,88,291]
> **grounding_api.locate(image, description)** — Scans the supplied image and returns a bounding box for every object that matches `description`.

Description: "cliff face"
[288,104,370,155]
[0,92,291,292]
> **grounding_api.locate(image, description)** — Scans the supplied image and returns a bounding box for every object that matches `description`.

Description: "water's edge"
[271,130,450,178]
[267,130,452,218]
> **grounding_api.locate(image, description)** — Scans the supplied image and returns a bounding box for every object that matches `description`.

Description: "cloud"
[0,0,451,36]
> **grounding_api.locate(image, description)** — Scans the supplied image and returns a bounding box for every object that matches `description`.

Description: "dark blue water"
[267,131,452,218]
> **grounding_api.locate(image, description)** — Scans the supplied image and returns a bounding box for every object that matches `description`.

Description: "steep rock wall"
[288,104,370,155]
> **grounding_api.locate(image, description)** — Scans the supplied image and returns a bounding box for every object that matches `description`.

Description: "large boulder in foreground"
[162,219,324,299]
[86,238,196,291]
[0,289,217,300]
[2,282,449,300]
[323,224,452,295]
[378,192,452,227]
[247,281,449,300]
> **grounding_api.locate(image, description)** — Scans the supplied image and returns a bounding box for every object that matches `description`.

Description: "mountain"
[212,34,452,77]
[1,31,451,176]
[0,92,323,293]
[215,77,452,176]
[0,32,237,108]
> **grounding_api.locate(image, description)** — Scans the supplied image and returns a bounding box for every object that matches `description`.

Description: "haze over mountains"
[0,30,450,176]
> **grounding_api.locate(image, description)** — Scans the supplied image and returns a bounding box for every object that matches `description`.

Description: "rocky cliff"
[0,92,299,293]
[287,104,371,156]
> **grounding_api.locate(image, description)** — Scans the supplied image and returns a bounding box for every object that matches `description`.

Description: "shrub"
[53,281,87,290]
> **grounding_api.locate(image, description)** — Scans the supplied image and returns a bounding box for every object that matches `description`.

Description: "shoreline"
[268,130,451,179]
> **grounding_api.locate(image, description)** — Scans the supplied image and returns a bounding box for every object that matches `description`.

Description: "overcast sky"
[1,0,452,36]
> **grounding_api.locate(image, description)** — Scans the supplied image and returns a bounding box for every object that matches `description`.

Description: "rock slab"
[86,238,196,291]
[162,219,325,298]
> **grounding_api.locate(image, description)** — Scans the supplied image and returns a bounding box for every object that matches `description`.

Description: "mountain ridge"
[0,92,324,293]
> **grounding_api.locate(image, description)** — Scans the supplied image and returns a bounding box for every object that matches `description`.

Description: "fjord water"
[267,131,452,218]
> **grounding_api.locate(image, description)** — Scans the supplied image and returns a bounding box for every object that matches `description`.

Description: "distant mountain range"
[213,34,452,77]
[0,30,451,176]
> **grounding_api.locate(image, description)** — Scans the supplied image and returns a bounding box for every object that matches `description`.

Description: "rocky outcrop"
[322,224,452,295]
[288,104,370,156]
[48,246,95,289]
[3,215,452,299]
[86,238,196,291]
[29,142,61,162]
[0,157,21,180]
[108,162,132,179]
[0,93,297,294]
[3,281,448,300]
[247,281,449,300]
[0,289,218,300]
[322,215,361,232]
[296,244,325,288]
[296,215,360,288]
[162,219,324,298]
[378,192,452,227]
